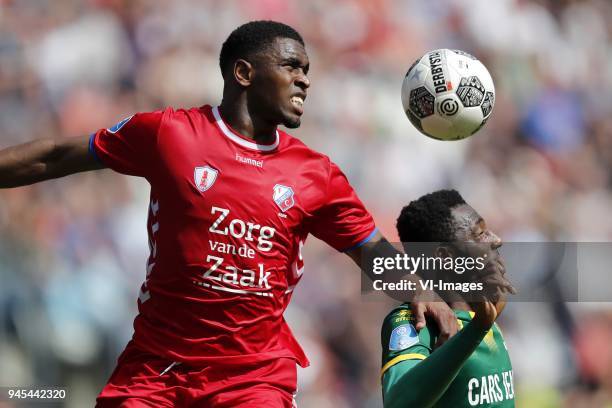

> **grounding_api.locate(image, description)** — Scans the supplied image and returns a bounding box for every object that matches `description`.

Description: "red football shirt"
[90,105,376,367]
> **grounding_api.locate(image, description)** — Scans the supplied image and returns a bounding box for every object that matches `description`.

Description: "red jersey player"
[0,21,459,407]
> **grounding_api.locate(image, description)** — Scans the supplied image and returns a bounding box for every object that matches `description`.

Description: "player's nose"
[296,73,310,90]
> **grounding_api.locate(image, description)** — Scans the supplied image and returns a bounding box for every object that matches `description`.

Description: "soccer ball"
[401,49,495,141]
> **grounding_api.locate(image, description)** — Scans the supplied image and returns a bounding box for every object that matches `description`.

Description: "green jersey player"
[381,190,516,407]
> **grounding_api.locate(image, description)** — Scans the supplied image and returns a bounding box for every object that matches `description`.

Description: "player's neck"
[218,100,277,144]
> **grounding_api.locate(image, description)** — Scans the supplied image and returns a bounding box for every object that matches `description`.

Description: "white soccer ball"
[401,49,495,141]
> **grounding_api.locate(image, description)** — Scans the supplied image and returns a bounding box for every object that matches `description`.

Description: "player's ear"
[234,59,253,87]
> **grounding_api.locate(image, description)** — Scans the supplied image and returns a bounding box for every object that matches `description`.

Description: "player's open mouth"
[290,96,304,114]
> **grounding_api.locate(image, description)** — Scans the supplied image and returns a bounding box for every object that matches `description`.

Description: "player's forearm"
[0,137,101,188]
[383,321,489,408]
[351,234,428,297]
[0,138,59,187]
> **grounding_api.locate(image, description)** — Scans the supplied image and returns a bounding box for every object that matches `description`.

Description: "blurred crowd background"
[1,0,611,406]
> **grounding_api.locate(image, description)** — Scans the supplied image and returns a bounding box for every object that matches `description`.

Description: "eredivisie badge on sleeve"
[194,166,219,192]
[389,324,418,351]
[273,184,294,212]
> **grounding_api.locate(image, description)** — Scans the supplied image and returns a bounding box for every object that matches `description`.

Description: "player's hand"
[411,291,459,349]
[469,296,506,330]
[469,255,512,329]
[473,254,516,297]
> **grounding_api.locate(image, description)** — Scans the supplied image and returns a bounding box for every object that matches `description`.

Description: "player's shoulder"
[381,304,435,352]
[126,105,205,126]
[383,303,415,328]
[155,105,212,123]
[278,129,332,164]
[382,304,419,344]
[138,105,217,140]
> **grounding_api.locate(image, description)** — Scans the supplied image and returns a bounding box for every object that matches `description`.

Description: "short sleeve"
[309,161,376,251]
[381,306,433,379]
[89,110,164,178]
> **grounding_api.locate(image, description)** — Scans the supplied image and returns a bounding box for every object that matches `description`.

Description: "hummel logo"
[236,153,263,168]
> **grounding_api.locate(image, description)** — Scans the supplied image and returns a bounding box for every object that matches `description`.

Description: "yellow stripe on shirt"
[381,353,427,379]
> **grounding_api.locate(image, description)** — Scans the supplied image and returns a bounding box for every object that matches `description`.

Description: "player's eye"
[282,64,296,73]
[283,61,306,74]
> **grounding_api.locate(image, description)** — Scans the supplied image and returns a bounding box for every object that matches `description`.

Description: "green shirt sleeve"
[381,305,490,408]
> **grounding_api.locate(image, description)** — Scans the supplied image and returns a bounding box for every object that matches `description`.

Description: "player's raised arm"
[0,135,104,188]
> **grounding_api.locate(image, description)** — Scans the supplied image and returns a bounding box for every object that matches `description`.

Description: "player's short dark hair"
[219,20,305,79]
[396,189,466,242]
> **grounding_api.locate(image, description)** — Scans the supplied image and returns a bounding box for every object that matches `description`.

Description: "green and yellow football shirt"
[381,304,514,407]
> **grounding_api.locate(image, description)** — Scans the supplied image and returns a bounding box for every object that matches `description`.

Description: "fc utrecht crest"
[194,166,219,192]
[273,184,295,212]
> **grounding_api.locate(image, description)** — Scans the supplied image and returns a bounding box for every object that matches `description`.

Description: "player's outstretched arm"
[346,231,460,343]
[0,135,104,188]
